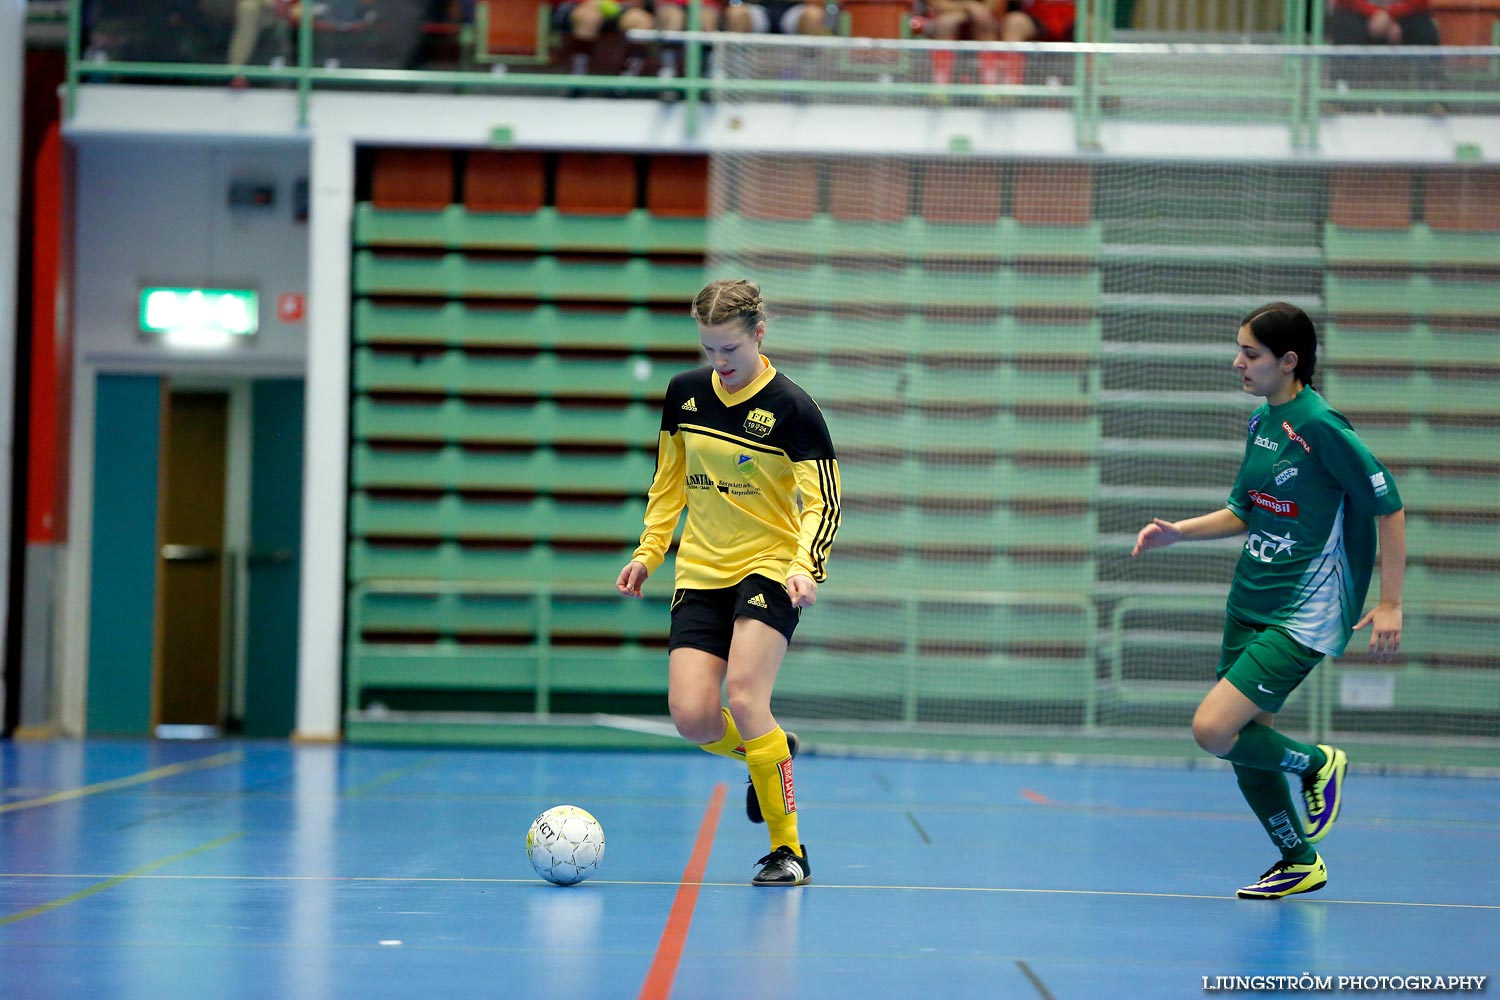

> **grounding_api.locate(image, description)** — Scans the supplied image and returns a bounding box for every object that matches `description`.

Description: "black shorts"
[668,573,801,659]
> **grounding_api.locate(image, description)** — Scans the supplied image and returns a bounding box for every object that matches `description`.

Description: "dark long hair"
[1240,301,1318,390]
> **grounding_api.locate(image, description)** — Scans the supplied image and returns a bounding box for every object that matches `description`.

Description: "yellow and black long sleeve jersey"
[631,357,841,591]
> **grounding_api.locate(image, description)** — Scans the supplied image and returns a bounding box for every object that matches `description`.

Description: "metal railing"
[62,0,1500,146]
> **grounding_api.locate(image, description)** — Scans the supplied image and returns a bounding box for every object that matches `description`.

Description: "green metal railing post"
[65,0,81,119]
[902,595,919,727]
[685,0,703,139]
[1075,0,1095,148]
[1306,3,1325,149]
[536,589,553,717]
[298,1,314,127]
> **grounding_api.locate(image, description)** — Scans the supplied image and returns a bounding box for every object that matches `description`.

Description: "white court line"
[3,873,1497,910]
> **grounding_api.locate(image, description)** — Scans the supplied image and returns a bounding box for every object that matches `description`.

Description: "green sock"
[1234,764,1317,864]
[1223,721,1326,775]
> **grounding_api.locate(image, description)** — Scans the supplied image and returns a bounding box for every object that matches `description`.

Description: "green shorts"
[1216,614,1324,714]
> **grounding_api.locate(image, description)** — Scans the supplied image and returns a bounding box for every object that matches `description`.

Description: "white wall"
[71,136,310,371]
[57,135,309,735]
[1,0,24,728]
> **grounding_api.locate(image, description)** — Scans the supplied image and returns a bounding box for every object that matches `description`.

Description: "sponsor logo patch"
[1370,471,1389,498]
[1254,435,1280,452]
[1249,490,1299,517]
[747,593,768,609]
[1281,421,1312,454]
[779,755,797,814]
[1245,529,1296,562]
[681,397,698,412]
[686,473,713,489]
[736,453,757,476]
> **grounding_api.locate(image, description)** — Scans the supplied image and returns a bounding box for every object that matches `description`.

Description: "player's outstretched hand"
[1131,517,1181,557]
[787,574,817,609]
[1354,602,1402,662]
[616,560,648,598]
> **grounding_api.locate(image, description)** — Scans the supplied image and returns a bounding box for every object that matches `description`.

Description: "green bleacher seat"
[349,540,647,584]
[355,590,538,634]
[354,301,694,353]
[353,348,670,399]
[353,205,707,255]
[1405,514,1500,559]
[354,251,704,303]
[1322,222,1500,267]
[351,494,645,542]
[713,214,1104,261]
[1321,369,1500,418]
[1324,273,1500,318]
[1350,420,1499,466]
[354,398,661,448]
[906,361,1098,406]
[835,549,1095,592]
[351,444,657,492]
[1322,322,1500,368]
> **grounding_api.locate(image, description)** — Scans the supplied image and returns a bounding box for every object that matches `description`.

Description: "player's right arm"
[618,426,687,597]
[1132,508,1248,557]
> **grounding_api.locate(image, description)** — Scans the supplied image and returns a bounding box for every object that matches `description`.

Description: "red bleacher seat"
[647,156,710,218]
[1329,169,1413,229]
[555,153,639,216]
[464,151,546,213]
[372,149,454,210]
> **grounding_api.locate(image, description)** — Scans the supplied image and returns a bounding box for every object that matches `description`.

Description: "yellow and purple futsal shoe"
[1236,854,1327,900]
[1301,744,1348,844]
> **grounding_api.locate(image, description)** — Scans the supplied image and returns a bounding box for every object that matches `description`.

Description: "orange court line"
[638,781,727,1000]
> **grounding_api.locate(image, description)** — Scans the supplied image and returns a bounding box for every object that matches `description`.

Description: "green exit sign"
[139,287,259,341]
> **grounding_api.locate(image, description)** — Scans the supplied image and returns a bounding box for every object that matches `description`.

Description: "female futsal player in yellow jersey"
[616,278,841,886]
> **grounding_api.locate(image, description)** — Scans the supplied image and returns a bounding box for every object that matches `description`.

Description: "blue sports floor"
[2,739,1496,999]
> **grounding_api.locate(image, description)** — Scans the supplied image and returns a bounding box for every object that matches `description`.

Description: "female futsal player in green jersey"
[1132,302,1406,899]
[616,278,841,886]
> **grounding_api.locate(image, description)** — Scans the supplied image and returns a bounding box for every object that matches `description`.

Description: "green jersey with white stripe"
[1226,387,1403,656]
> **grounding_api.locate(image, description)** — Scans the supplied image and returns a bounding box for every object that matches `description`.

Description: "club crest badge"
[744,408,776,438]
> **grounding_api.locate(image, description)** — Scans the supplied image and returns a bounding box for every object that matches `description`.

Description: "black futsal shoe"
[746,731,800,824]
[752,845,811,886]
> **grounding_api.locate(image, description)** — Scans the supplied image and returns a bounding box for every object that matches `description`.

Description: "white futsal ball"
[526,805,605,886]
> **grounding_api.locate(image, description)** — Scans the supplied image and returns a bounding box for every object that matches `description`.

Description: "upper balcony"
[31,0,1500,157]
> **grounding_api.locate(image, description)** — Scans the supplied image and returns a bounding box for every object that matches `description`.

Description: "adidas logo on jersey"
[681,397,698,412]
[747,593,768,609]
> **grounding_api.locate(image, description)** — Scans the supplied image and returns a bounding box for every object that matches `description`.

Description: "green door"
[242,379,305,738]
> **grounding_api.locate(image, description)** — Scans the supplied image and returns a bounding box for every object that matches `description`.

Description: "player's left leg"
[725,608,809,886]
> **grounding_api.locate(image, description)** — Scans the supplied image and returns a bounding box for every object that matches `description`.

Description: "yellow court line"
[1,873,1495,911]
[0,833,244,927]
[0,751,244,815]
[341,755,442,799]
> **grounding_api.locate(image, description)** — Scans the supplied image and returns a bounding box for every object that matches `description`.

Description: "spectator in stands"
[616,278,841,888]
[922,0,998,43]
[553,0,656,74]
[198,0,280,83]
[1132,302,1406,900]
[989,0,1075,86]
[762,0,835,34]
[997,0,1074,42]
[1326,0,1439,45]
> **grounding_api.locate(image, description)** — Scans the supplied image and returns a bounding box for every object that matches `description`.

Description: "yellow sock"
[697,707,746,761]
[744,727,801,853]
